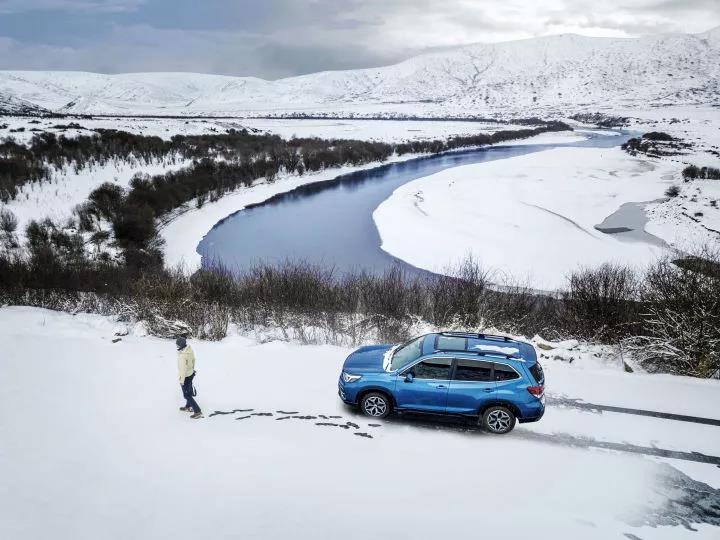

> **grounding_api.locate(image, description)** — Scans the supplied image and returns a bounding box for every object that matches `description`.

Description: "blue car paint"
[338,333,545,423]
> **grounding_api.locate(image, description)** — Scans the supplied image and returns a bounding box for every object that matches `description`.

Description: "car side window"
[494,363,520,381]
[410,358,452,380]
[454,359,493,382]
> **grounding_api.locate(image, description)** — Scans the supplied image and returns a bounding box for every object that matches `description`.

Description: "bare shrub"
[625,249,720,377]
[0,207,19,249]
[0,207,18,234]
[562,263,640,340]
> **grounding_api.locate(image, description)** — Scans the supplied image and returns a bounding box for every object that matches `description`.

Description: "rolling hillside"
[0,27,718,117]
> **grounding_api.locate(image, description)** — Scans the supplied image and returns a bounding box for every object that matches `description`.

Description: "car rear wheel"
[481,406,516,434]
[360,392,391,418]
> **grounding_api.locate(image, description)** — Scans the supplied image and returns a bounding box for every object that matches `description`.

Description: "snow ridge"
[0,28,718,117]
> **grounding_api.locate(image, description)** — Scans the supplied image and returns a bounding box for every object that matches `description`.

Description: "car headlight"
[342,372,362,383]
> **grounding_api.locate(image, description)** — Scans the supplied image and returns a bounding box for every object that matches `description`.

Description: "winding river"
[197,130,657,276]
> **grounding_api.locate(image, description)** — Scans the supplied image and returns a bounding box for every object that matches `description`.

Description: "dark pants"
[181,372,201,413]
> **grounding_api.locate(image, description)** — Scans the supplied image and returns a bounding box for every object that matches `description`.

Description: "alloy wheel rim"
[487,410,512,432]
[364,396,387,416]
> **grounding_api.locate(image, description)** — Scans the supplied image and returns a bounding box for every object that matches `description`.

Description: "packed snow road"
[2,307,720,540]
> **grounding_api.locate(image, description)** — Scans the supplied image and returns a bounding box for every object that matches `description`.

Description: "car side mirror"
[404,372,414,383]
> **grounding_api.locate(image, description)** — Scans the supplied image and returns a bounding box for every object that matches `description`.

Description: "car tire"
[481,406,516,434]
[360,392,391,419]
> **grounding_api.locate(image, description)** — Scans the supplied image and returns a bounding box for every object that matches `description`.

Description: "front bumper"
[338,378,357,405]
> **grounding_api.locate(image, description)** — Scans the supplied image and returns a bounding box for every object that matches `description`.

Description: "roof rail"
[439,331,516,343]
[433,347,520,360]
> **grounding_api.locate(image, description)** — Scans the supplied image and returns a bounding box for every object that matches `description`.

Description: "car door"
[395,357,452,413]
[446,359,496,415]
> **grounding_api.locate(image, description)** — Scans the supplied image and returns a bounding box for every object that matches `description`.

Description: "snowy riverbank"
[373,145,692,290]
[1,306,719,539]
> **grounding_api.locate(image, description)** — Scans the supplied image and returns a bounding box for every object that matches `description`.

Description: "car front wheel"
[481,406,516,434]
[360,392,391,418]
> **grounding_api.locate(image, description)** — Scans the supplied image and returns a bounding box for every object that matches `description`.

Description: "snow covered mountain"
[0,27,718,117]
[0,91,50,116]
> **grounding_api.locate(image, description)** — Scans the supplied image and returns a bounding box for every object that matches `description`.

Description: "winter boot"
[179,406,193,412]
[190,412,204,419]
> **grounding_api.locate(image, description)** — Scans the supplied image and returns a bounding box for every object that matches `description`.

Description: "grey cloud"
[0,0,145,13]
[0,0,717,78]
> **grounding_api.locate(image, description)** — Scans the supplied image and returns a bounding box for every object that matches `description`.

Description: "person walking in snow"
[177,337,203,419]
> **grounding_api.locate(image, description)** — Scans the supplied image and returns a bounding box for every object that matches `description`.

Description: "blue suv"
[338,332,545,434]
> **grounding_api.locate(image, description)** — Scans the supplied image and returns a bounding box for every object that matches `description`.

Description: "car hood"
[342,344,393,373]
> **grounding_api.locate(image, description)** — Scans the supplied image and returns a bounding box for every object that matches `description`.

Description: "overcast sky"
[0,0,718,79]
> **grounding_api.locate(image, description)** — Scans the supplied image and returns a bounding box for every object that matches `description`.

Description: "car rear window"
[529,362,545,385]
[493,363,520,381]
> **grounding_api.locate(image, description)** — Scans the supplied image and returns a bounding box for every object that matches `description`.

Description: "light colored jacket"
[178,345,196,384]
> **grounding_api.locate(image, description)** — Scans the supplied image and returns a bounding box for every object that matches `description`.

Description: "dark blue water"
[198,131,632,275]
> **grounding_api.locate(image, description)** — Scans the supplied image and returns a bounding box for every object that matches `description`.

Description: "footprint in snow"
[209,408,254,417]
[212,405,379,440]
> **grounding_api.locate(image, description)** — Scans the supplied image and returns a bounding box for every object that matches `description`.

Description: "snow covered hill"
[0,91,49,115]
[0,28,718,117]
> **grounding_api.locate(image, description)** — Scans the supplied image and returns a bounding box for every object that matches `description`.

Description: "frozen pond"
[594,199,669,248]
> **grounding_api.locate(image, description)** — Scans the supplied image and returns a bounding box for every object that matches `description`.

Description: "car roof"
[422,332,537,363]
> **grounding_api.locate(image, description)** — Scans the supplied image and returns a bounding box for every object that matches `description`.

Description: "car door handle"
[432,384,447,389]
[484,388,494,393]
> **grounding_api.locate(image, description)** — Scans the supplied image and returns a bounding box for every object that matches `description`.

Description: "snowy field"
[0,115,517,144]
[233,117,529,142]
[614,105,720,168]
[7,156,193,237]
[373,143,718,289]
[1,306,719,540]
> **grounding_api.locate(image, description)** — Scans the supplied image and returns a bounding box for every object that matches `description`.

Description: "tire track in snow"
[547,396,720,427]
[207,405,720,465]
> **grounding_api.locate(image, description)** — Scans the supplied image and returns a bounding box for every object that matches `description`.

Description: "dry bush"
[625,249,720,377]
[562,263,640,340]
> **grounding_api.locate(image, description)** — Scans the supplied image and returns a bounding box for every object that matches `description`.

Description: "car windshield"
[390,336,425,371]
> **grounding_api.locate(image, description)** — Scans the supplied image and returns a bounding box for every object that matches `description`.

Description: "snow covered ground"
[369,106,719,288]
[620,106,720,251]
[0,115,251,143]
[373,145,685,289]
[6,156,193,237]
[0,115,517,144]
[233,117,528,142]
[1,306,719,540]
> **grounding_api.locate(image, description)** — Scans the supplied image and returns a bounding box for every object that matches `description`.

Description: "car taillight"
[527,385,544,399]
